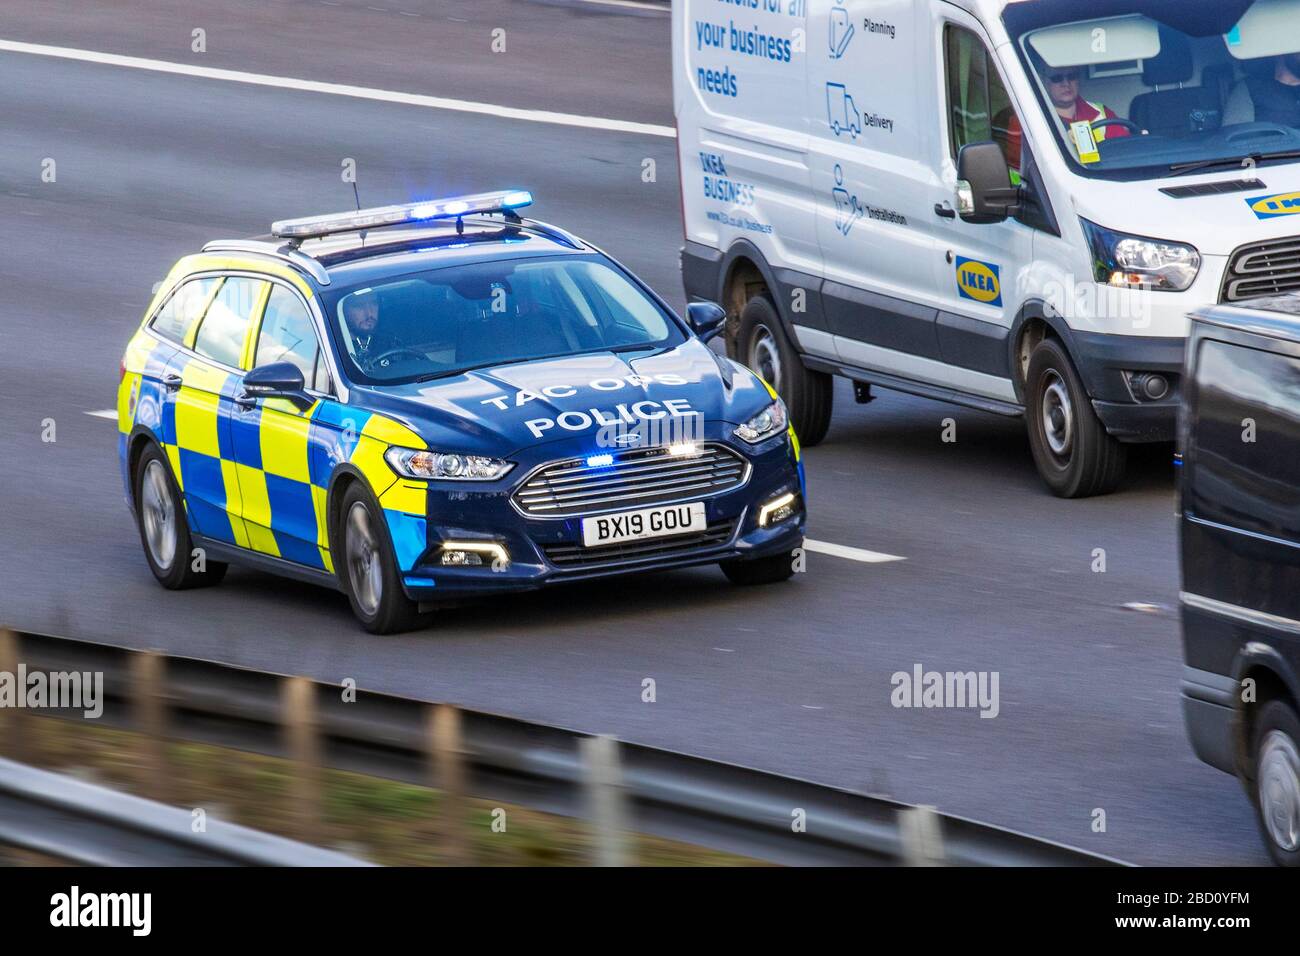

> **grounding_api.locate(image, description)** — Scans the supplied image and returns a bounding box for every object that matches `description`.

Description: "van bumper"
[1180,666,1239,776]
[1071,331,1185,442]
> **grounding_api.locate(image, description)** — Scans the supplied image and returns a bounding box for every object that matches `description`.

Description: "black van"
[1180,294,1300,867]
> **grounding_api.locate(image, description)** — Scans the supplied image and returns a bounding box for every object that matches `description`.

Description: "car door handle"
[161,372,183,390]
[234,390,258,409]
[934,202,956,219]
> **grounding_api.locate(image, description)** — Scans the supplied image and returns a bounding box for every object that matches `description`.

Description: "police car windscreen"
[325,255,685,384]
[1003,0,1300,179]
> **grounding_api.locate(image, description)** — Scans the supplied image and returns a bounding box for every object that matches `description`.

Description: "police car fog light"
[759,492,799,527]
[440,541,509,568]
[385,446,513,481]
[669,442,700,457]
[441,551,482,567]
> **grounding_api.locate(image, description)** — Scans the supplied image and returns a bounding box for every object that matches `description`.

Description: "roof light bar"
[270,189,534,240]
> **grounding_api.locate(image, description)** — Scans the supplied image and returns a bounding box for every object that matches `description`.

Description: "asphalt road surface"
[0,1,1269,864]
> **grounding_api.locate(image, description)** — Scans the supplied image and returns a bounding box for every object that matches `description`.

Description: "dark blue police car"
[118,191,806,632]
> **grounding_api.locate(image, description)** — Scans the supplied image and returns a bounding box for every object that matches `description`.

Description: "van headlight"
[384,446,514,480]
[734,400,788,444]
[1081,219,1200,292]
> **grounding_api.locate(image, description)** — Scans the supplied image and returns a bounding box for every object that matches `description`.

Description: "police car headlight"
[734,400,788,444]
[1081,219,1200,292]
[384,447,514,481]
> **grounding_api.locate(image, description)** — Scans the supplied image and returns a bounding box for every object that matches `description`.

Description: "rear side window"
[149,277,219,344]
[1189,339,1300,542]
[255,285,329,392]
[193,277,268,368]
[944,24,1022,171]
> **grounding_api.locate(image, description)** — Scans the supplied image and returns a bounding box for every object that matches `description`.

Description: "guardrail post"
[581,734,629,867]
[899,804,946,866]
[0,630,23,762]
[428,703,468,865]
[130,650,169,804]
[282,676,323,844]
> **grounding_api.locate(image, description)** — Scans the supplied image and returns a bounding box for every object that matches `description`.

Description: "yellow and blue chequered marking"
[119,340,432,578]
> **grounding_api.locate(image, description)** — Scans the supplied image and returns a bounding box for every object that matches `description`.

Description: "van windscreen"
[1003,0,1300,180]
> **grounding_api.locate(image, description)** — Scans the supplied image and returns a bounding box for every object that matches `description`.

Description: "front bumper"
[1071,331,1185,442]
[393,427,805,601]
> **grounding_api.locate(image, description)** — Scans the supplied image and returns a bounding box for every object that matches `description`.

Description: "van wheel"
[336,482,425,634]
[1252,700,1300,867]
[738,295,833,446]
[1024,337,1126,498]
[133,443,227,589]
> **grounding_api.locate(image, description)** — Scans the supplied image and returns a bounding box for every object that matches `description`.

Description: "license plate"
[581,502,706,547]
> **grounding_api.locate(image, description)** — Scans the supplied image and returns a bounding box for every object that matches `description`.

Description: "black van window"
[1190,339,1300,541]
[944,24,1022,173]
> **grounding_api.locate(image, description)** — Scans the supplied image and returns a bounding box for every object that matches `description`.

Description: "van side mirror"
[956,142,1020,224]
[686,301,727,343]
[240,361,309,407]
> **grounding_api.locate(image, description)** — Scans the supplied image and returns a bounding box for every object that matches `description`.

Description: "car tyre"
[1024,337,1126,498]
[720,546,798,586]
[133,443,227,589]
[336,481,425,634]
[1252,700,1300,867]
[738,295,833,447]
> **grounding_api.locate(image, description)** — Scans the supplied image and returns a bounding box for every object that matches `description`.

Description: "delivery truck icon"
[826,83,861,138]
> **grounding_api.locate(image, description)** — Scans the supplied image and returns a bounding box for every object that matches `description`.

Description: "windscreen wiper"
[1169,149,1300,176]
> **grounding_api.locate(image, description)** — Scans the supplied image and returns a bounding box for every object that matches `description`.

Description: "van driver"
[1001,62,1130,169]
[1041,65,1131,140]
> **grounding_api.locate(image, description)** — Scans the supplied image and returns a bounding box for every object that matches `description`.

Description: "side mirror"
[687,301,727,343]
[956,141,1020,224]
[241,361,307,405]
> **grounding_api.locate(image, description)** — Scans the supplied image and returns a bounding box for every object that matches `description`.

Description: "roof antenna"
[351,177,367,244]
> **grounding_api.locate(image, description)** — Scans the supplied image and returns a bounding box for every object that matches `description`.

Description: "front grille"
[542,520,736,570]
[512,443,749,518]
[1222,236,1300,302]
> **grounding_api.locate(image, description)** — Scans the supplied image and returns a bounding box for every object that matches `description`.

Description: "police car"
[117,191,806,632]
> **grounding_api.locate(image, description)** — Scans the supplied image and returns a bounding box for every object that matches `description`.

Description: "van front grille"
[1222,236,1300,302]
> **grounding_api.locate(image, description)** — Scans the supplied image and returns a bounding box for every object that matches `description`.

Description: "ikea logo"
[955,257,1002,307]
[1247,191,1300,220]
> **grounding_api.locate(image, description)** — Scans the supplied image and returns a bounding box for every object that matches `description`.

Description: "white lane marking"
[0,38,676,138]
[577,0,670,11]
[804,538,905,564]
[85,409,117,420]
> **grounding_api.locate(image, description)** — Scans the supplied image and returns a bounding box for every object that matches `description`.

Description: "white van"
[673,0,1300,496]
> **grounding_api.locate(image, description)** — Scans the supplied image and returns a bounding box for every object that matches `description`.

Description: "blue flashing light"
[586,453,614,468]
[271,189,538,239]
